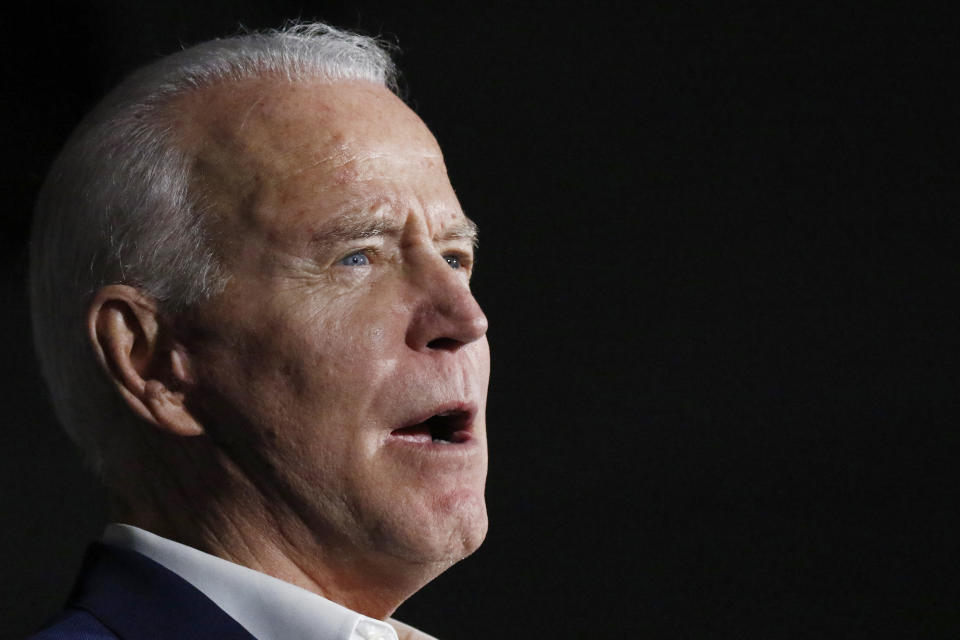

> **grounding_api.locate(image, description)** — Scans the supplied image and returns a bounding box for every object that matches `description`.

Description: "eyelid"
[336,246,378,266]
[447,249,473,262]
[443,248,475,271]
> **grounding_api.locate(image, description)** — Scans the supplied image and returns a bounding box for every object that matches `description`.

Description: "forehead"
[174,77,458,246]
[179,77,440,168]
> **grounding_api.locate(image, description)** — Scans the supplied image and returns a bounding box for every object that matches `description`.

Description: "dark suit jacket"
[30,543,256,639]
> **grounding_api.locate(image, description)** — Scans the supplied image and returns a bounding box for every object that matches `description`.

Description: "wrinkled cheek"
[317,313,400,395]
[361,322,399,386]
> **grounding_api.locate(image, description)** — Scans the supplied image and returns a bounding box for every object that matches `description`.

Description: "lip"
[388,401,478,447]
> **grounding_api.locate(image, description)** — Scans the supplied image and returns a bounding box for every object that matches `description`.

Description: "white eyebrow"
[438,217,479,248]
[309,214,403,246]
[308,202,479,249]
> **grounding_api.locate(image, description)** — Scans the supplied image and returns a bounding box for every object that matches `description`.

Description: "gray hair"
[29,22,397,478]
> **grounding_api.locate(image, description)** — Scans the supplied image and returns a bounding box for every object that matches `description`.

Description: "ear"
[87,285,204,437]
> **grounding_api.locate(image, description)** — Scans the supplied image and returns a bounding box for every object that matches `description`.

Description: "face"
[176,79,490,571]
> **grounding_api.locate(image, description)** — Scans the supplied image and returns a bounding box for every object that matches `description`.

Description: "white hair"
[29,22,397,478]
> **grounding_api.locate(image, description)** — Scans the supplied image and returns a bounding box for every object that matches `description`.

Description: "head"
[31,23,489,605]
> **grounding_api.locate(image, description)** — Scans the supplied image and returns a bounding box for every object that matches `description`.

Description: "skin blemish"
[332,165,360,186]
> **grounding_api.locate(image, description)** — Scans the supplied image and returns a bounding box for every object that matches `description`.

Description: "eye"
[444,254,461,269]
[339,251,370,267]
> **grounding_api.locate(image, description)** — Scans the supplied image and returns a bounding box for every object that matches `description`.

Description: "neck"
[110,440,439,619]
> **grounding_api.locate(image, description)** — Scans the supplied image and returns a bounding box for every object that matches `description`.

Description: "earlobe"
[87,285,204,437]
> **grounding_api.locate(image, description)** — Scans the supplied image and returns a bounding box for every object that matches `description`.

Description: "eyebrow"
[441,217,480,248]
[309,215,403,246]
[309,211,479,248]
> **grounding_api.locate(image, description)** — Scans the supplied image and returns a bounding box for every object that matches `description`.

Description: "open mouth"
[391,409,472,444]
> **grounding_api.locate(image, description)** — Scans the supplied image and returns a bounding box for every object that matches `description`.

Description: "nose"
[405,256,489,352]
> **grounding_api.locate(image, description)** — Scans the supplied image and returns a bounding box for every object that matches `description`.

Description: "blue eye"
[444,255,461,269]
[340,251,369,267]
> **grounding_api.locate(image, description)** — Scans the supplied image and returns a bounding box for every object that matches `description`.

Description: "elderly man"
[29,23,489,640]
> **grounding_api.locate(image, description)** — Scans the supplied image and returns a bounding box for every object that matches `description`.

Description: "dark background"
[2,2,957,638]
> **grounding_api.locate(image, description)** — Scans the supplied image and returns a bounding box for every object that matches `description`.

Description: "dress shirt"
[102,524,436,640]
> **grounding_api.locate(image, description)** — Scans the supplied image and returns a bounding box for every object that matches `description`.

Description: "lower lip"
[389,428,471,444]
[385,430,479,454]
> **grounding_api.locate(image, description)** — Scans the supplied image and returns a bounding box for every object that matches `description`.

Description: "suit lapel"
[68,543,257,640]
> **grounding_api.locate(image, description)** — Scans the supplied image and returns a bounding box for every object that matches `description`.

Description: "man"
[29,22,489,640]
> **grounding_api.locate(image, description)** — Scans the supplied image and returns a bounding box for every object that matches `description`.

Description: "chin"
[381,490,489,567]
[446,498,489,561]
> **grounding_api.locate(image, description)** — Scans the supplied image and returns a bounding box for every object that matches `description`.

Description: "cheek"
[268,289,396,381]
[192,279,411,449]
[312,308,400,389]
[256,303,407,456]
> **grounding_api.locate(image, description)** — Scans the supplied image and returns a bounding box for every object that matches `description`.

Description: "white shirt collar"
[102,523,408,640]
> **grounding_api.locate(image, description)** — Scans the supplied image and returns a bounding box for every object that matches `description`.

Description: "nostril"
[426,337,461,351]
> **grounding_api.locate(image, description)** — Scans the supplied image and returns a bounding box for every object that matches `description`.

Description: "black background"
[2,2,958,638]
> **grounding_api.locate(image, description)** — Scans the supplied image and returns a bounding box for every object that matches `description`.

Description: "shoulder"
[28,607,117,639]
